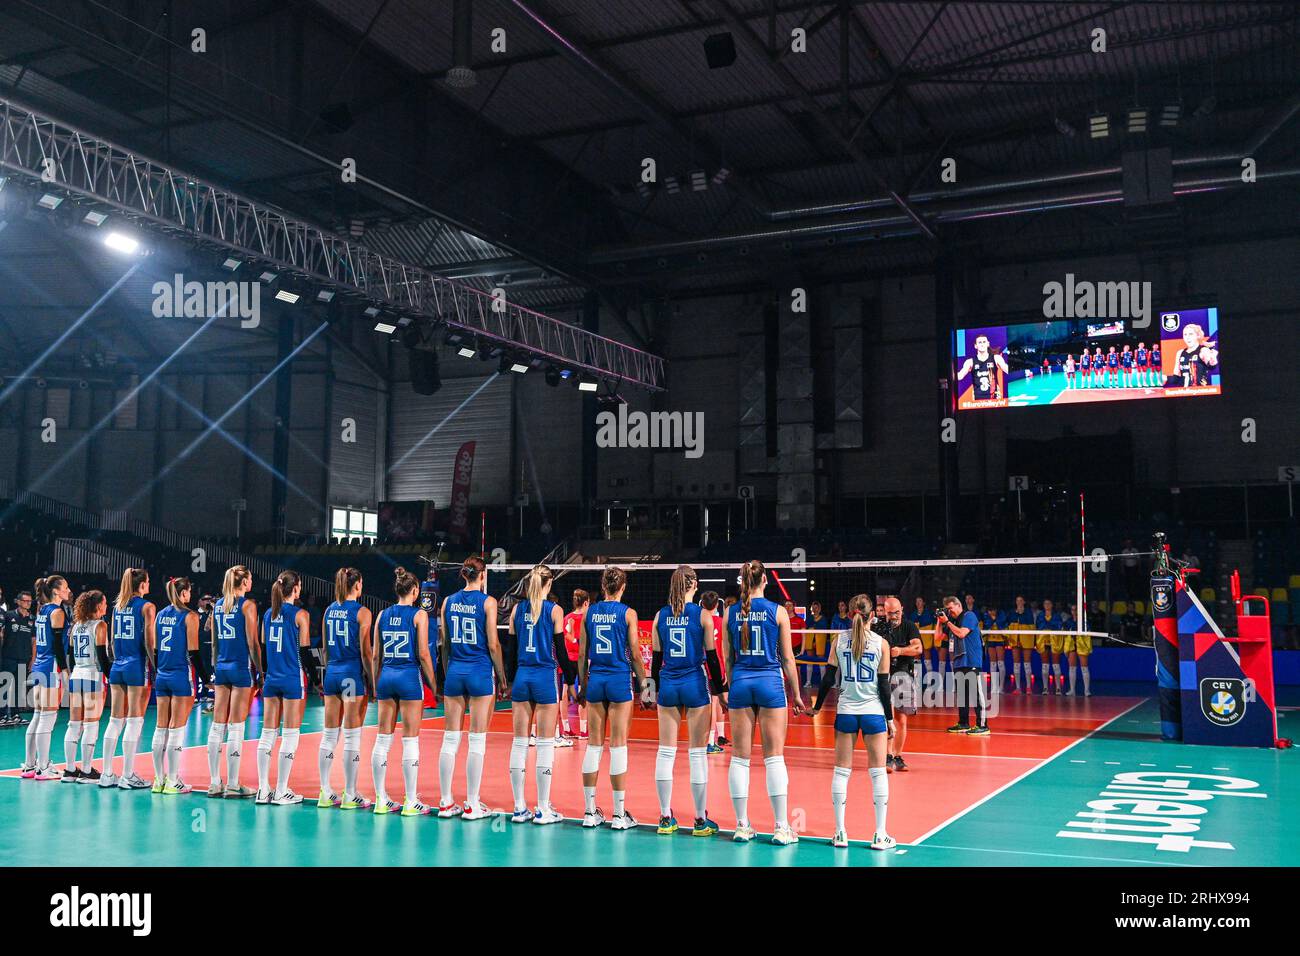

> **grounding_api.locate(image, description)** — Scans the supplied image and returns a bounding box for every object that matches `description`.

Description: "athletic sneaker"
[657,814,678,835]
[582,807,606,829]
[706,743,724,755]
[578,730,589,739]
[1084,689,1092,698]
[1041,688,1051,696]
[118,772,150,790]
[340,793,373,811]
[316,789,341,809]
[871,832,897,851]
[893,756,910,772]
[62,768,82,783]
[463,802,495,821]
[162,779,192,795]
[732,824,756,843]
[437,801,464,819]
[610,811,638,831]
[77,768,101,785]
[401,800,434,817]
[532,807,564,825]
[528,734,537,747]
[1064,689,1075,697]
[151,778,165,794]
[272,789,304,806]
[373,799,393,816]
[553,734,574,748]
[692,816,719,837]
[511,807,534,824]
[716,736,730,746]
[206,781,224,797]
[831,829,849,848]
[967,725,991,737]
[98,772,118,788]
[946,724,970,734]
[885,755,896,774]
[19,765,36,779]
[254,788,271,805]
[223,784,256,799]
[33,766,63,781]
[771,823,799,846]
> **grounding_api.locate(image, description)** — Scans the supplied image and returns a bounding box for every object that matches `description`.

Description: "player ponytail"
[394,566,420,600]
[526,564,554,625]
[116,567,148,611]
[271,570,299,619]
[601,566,626,600]
[738,559,765,652]
[166,577,192,609]
[74,590,106,624]
[461,554,486,585]
[849,593,874,661]
[572,588,589,612]
[668,565,696,617]
[220,565,251,614]
[335,566,362,603]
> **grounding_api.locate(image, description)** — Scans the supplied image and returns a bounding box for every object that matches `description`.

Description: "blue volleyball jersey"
[513,599,559,669]
[1008,608,1035,627]
[1135,348,1148,366]
[214,596,251,667]
[1107,352,1119,368]
[155,605,192,675]
[444,589,490,667]
[728,597,782,672]
[1151,347,1162,366]
[1036,611,1063,631]
[323,600,363,665]
[1079,353,1090,369]
[584,600,631,673]
[378,604,421,670]
[264,602,304,684]
[1093,353,1106,370]
[112,596,147,665]
[656,602,705,677]
[34,603,61,668]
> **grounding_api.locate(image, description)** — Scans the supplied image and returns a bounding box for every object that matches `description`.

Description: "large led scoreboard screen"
[954,307,1221,410]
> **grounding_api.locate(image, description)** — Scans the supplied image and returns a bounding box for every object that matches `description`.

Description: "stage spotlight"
[457,346,476,358]
[545,366,561,387]
[510,361,529,374]
[1088,112,1109,139]
[103,231,140,255]
[578,378,597,393]
[274,289,301,304]
[1127,107,1148,134]
[315,289,336,303]
[690,170,708,192]
[221,256,241,271]
[665,176,680,195]
[704,32,737,69]
[373,312,397,334]
[83,210,108,227]
[259,269,278,284]
[712,167,731,185]
[37,193,63,210]
[1160,103,1181,127]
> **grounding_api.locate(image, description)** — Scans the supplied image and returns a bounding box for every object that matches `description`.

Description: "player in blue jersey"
[370,567,438,816]
[650,565,725,837]
[1106,346,1119,387]
[255,571,314,806]
[21,575,71,780]
[316,567,374,810]
[100,568,156,791]
[1150,343,1163,385]
[206,566,262,799]
[506,564,570,825]
[438,554,505,820]
[724,560,806,845]
[1120,344,1135,387]
[1134,342,1149,387]
[1078,348,1091,388]
[1092,349,1107,387]
[148,577,207,795]
[62,589,109,784]
[577,566,649,831]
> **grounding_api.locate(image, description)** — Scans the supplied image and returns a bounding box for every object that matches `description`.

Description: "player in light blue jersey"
[577,566,649,831]
[206,566,262,799]
[316,567,374,810]
[21,575,71,780]
[370,567,438,816]
[650,565,725,837]
[148,577,206,795]
[255,571,313,806]
[439,555,506,820]
[62,589,109,785]
[103,568,156,791]
[724,560,806,846]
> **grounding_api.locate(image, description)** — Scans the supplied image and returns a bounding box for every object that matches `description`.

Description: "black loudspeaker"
[704,32,736,69]
[410,350,442,395]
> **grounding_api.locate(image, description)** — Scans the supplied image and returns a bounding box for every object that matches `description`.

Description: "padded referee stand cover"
[1150,573,1181,740]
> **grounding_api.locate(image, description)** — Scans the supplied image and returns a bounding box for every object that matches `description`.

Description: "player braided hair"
[668,565,697,618]
[738,559,765,652]
[848,593,874,661]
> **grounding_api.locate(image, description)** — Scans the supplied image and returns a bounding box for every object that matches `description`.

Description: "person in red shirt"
[561,589,589,738]
[699,591,728,753]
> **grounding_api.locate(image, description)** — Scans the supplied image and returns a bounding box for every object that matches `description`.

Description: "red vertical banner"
[448,441,476,543]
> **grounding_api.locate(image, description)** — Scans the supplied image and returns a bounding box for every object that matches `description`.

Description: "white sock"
[688,746,708,820]
[1068,664,1077,693]
[869,765,889,836]
[439,730,462,807]
[708,724,717,745]
[765,755,789,829]
[276,729,299,796]
[371,733,392,805]
[655,745,677,817]
[102,716,124,777]
[342,727,362,797]
[1041,663,1050,689]
[225,721,245,789]
[1052,662,1063,682]
[257,727,277,793]
[535,737,555,811]
[400,736,420,804]
[582,744,603,813]
[122,716,144,779]
[560,711,571,733]
[466,732,487,807]
[728,757,750,827]
[64,720,83,770]
[832,765,851,832]
[579,714,587,734]
[151,726,168,781]
[79,720,100,772]
[1082,666,1091,695]
[509,736,529,811]
[167,727,186,781]
[609,745,628,816]
[36,709,58,769]
[24,712,38,768]
[318,727,340,795]
[715,720,725,741]
[207,721,227,785]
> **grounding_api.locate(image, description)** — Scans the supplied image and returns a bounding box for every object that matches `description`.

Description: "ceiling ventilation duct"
[446,0,477,88]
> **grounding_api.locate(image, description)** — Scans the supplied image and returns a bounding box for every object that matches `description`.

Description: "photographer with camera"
[936,596,989,736]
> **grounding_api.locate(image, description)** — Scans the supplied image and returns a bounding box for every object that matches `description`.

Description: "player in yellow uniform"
[906,598,936,679]
[1034,599,1067,695]
[1005,596,1035,694]
[1063,603,1092,697]
[980,603,1007,694]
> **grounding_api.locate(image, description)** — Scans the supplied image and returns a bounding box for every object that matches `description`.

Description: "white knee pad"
[609,745,628,777]
[467,732,487,756]
[654,745,677,781]
[280,729,300,756]
[764,755,788,796]
[441,730,463,756]
[581,744,604,775]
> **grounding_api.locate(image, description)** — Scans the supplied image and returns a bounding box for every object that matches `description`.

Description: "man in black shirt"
[878,596,923,772]
[2,591,36,725]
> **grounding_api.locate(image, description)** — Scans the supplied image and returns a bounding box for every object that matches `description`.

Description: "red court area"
[8,694,1141,842]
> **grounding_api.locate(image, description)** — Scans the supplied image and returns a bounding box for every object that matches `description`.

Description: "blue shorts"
[585,670,632,704]
[154,671,194,697]
[728,671,786,709]
[323,662,365,698]
[376,667,423,702]
[262,671,304,700]
[834,712,888,737]
[108,659,147,687]
[511,666,557,705]
[69,677,103,695]
[658,670,709,709]
[445,663,494,699]
[30,661,59,689]
[214,661,253,688]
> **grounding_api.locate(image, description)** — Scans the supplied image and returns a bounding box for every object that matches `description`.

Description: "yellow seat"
[1271,588,1288,603]
[1289,574,1300,589]
[1111,600,1129,616]
[1252,587,1269,598]
[1200,588,1216,603]
[1132,601,1146,615]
